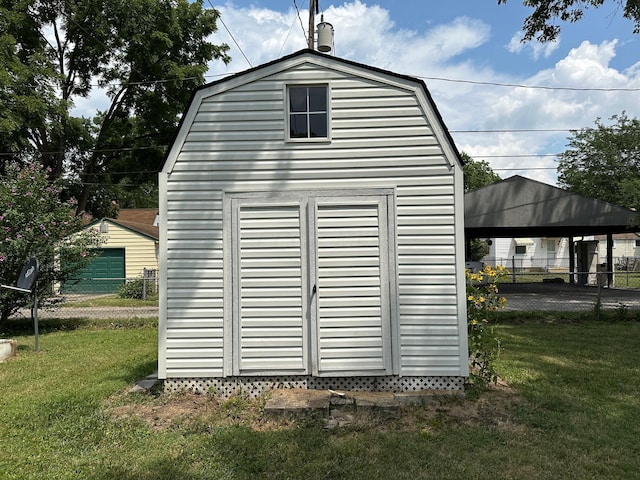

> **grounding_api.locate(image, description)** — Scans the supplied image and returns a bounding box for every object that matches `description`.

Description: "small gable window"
[287,85,329,141]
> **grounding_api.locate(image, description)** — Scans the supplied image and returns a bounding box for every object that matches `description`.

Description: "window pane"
[289,87,307,112]
[290,114,308,138]
[308,87,327,111]
[309,113,327,138]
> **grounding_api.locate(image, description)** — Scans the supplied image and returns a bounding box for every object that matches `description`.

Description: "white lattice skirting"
[163,376,465,399]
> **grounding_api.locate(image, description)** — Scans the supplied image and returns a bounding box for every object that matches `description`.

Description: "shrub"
[466,264,507,389]
[118,278,156,300]
[0,161,103,324]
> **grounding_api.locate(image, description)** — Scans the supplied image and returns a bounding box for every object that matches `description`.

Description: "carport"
[464,175,640,285]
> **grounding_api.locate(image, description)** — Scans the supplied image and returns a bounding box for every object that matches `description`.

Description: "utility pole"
[308,0,318,49]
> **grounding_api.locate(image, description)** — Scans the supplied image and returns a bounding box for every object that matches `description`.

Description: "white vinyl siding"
[159,53,467,380]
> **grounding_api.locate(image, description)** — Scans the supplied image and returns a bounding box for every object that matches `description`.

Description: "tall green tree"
[1,0,230,216]
[0,4,61,166]
[557,112,640,211]
[462,152,502,193]
[498,0,640,42]
[462,153,502,260]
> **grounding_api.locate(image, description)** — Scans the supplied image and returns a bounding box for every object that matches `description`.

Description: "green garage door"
[64,248,125,294]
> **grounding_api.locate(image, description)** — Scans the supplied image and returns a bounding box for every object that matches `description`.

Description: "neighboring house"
[596,233,640,266]
[158,49,468,397]
[485,237,573,271]
[65,208,159,294]
[485,233,640,272]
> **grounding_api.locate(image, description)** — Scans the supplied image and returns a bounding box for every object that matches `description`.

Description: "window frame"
[285,83,331,143]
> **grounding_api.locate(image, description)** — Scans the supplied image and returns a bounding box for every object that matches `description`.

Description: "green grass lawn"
[60,295,159,308]
[0,318,639,479]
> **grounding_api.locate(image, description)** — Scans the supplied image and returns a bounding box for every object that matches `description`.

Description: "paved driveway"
[498,283,640,312]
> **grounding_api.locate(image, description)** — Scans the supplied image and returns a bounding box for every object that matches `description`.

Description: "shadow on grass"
[1,317,91,336]
[1,316,157,336]
[119,358,158,386]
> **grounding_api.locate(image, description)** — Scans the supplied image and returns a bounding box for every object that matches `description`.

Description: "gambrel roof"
[161,48,463,173]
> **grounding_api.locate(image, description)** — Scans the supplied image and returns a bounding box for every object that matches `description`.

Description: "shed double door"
[230,192,394,377]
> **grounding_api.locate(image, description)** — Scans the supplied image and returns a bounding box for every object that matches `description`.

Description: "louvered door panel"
[236,203,307,373]
[314,197,391,374]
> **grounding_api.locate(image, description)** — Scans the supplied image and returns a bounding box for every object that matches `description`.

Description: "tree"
[462,152,502,193]
[557,112,640,211]
[498,0,640,42]
[462,153,502,260]
[0,162,103,325]
[0,0,230,217]
[0,4,61,168]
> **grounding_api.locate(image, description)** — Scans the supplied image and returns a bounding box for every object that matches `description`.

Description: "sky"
[76,0,640,186]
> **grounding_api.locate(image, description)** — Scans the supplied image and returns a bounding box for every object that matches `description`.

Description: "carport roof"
[465,175,640,238]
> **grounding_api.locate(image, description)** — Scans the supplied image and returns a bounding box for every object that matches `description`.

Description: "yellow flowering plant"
[466,264,507,388]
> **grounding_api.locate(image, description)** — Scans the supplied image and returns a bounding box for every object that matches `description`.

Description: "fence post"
[142,268,147,300]
[626,257,630,287]
[511,256,516,283]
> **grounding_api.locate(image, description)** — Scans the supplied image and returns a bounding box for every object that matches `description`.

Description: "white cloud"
[507,31,559,59]
[210,2,491,77]
[553,40,626,86]
[489,40,640,131]
[437,37,640,184]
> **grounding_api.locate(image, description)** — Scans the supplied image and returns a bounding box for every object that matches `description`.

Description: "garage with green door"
[64,248,125,294]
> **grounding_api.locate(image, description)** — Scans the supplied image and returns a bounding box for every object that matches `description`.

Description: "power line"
[8,5,640,94]
[418,75,640,92]
[210,1,252,68]
[467,153,559,158]
[451,129,577,133]
[491,166,558,171]
[0,145,166,157]
[10,68,640,93]
[292,0,309,48]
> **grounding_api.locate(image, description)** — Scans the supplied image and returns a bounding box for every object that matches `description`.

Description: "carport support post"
[568,236,575,284]
[607,233,613,287]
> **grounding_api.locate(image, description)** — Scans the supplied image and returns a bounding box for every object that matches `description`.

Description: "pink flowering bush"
[0,162,103,324]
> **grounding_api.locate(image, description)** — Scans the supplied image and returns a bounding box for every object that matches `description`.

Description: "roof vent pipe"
[317,16,334,53]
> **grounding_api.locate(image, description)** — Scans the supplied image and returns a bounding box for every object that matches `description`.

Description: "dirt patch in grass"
[439,381,527,433]
[106,380,527,433]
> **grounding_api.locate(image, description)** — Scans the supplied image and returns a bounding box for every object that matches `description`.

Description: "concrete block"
[0,339,17,362]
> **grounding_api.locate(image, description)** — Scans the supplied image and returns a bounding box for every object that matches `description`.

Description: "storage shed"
[158,50,468,397]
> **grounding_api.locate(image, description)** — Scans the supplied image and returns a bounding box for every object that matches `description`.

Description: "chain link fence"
[8,267,640,322]
[497,276,640,313]
[9,271,159,322]
[483,256,640,313]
